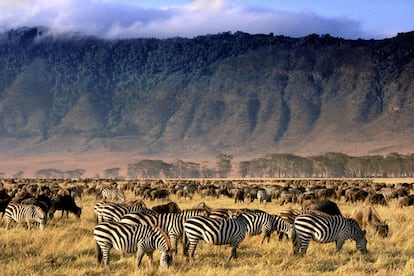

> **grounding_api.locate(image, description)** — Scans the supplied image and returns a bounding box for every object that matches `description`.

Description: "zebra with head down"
[120,208,209,255]
[292,213,368,256]
[241,209,294,243]
[93,222,173,268]
[4,202,48,230]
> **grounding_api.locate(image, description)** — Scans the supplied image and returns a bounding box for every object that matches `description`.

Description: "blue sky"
[0,0,413,39]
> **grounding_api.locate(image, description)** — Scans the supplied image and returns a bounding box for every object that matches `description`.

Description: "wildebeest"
[49,195,82,219]
[303,199,342,216]
[351,205,389,238]
[366,193,388,206]
[152,201,181,214]
[150,189,170,201]
[234,189,245,203]
[0,189,12,218]
[398,195,414,207]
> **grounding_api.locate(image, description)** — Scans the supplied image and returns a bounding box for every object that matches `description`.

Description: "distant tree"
[216,154,233,178]
[127,159,173,178]
[104,167,121,179]
[200,162,216,178]
[0,172,5,178]
[238,161,250,178]
[36,169,63,179]
[65,169,85,179]
[13,170,24,179]
[171,159,201,178]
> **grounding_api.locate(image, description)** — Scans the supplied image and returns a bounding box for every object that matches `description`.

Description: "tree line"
[14,152,413,179]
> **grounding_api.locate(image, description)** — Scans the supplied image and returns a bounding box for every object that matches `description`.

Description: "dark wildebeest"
[303,199,342,216]
[398,195,414,208]
[0,190,12,218]
[234,189,245,203]
[150,189,169,201]
[49,195,82,219]
[366,193,388,206]
[351,205,389,238]
[151,201,181,214]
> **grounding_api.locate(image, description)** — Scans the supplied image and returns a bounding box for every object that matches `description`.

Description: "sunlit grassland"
[0,179,413,276]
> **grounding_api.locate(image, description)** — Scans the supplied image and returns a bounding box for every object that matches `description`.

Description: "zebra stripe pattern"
[93,222,173,268]
[120,208,209,254]
[4,203,47,230]
[293,213,368,256]
[241,209,293,243]
[277,208,333,240]
[97,187,126,202]
[94,202,156,224]
[183,213,249,261]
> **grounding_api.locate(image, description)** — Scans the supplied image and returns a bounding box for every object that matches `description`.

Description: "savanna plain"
[0,178,413,276]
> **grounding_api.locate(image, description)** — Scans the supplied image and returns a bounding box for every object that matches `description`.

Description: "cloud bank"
[0,0,377,39]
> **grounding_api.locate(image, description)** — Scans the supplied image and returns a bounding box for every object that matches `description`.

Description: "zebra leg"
[102,246,111,266]
[170,235,178,255]
[228,245,238,261]
[292,231,304,256]
[186,241,198,262]
[96,242,103,265]
[146,251,154,267]
[335,239,345,252]
[261,230,272,244]
[136,246,145,267]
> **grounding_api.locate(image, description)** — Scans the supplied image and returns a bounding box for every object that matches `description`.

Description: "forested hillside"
[0,27,413,158]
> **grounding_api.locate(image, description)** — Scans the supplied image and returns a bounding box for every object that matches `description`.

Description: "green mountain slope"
[0,28,413,158]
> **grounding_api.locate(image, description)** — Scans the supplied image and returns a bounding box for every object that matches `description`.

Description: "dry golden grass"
[0,183,413,276]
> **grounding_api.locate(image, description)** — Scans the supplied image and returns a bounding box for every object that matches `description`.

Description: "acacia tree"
[104,167,121,179]
[216,154,233,178]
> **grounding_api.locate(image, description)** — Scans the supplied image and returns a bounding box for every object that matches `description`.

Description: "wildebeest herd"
[0,178,412,269]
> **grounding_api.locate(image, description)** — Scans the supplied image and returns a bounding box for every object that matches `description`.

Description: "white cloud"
[0,0,370,39]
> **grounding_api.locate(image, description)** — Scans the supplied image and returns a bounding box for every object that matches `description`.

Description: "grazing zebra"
[183,213,249,261]
[277,208,332,241]
[121,208,209,254]
[4,203,48,230]
[93,222,173,268]
[241,209,293,243]
[94,202,156,224]
[96,187,126,202]
[292,213,368,256]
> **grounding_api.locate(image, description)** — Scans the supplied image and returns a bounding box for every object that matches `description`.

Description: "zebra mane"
[154,225,172,249]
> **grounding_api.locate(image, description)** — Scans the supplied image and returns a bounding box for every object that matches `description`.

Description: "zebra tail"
[96,241,103,265]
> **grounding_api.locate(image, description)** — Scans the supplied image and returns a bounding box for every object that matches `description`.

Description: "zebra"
[93,222,173,268]
[120,208,209,255]
[241,209,293,243]
[96,187,126,202]
[4,203,48,230]
[183,212,249,261]
[277,208,333,241]
[94,202,156,224]
[292,213,368,256]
